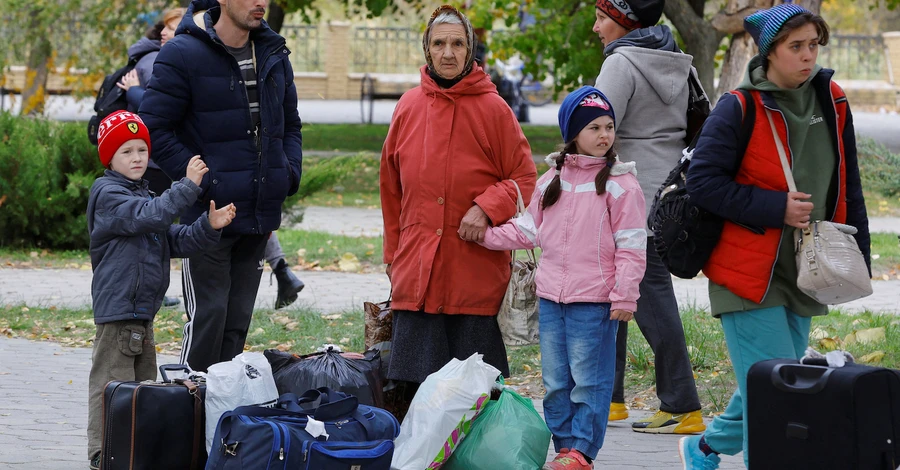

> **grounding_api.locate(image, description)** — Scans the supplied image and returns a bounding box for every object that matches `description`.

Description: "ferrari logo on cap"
[128,122,139,134]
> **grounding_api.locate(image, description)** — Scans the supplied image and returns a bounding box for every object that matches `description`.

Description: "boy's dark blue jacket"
[139,0,303,236]
[87,171,220,324]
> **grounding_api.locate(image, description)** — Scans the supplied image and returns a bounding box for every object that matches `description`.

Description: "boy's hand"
[186,155,208,187]
[610,309,634,321]
[208,201,236,230]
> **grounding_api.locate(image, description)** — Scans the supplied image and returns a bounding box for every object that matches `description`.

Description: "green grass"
[276,229,383,271]
[301,123,561,156]
[871,232,900,278]
[2,304,895,411]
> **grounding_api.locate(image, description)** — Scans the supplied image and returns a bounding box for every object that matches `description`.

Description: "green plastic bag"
[443,385,551,470]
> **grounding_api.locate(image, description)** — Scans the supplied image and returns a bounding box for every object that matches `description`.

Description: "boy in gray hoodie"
[592,0,706,435]
[85,110,236,469]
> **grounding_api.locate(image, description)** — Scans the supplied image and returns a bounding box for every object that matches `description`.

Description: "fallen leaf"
[322,314,343,320]
[810,328,829,340]
[273,315,291,326]
[844,332,857,345]
[249,327,265,337]
[523,364,532,372]
[29,251,38,258]
[339,337,350,344]
[858,351,885,364]
[856,327,886,345]
[275,342,293,351]
[818,337,839,350]
[285,322,299,331]
[338,253,361,272]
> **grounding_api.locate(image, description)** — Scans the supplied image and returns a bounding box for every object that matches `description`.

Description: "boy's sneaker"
[678,435,720,469]
[632,409,706,434]
[608,402,629,421]
[89,452,101,470]
[542,450,593,470]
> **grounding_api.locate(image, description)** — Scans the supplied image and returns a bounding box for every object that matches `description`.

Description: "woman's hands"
[610,309,634,321]
[458,205,490,242]
[116,69,140,92]
[785,192,814,229]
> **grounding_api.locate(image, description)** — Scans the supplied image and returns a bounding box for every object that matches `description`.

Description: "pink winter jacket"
[480,153,647,312]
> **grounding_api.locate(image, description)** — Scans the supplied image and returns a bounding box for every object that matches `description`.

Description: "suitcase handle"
[159,364,191,383]
[771,363,834,394]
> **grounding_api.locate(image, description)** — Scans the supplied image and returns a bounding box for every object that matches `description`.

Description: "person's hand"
[784,192,814,229]
[385,264,392,281]
[208,201,236,230]
[185,155,208,187]
[610,309,634,321]
[458,205,490,243]
[116,69,140,91]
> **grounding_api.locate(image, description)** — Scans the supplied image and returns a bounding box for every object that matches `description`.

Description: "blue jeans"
[539,299,618,459]
[704,306,811,468]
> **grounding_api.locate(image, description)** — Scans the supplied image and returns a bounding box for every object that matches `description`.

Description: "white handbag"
[496,180,539,346]
[766,108,872,305]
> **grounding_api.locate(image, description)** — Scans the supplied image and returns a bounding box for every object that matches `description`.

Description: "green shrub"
[857,136,900,198]
[0,113,100,249]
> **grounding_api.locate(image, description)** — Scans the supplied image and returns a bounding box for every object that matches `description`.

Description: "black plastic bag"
[264,347,384,408]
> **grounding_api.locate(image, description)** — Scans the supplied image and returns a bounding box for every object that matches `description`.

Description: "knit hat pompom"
[743,3,811,58]
[97,111,151,168]
[595,0,664,30]
[558,86,616,143]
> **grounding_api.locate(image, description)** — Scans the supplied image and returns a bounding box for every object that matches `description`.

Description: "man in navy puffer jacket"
[139,0,302,372]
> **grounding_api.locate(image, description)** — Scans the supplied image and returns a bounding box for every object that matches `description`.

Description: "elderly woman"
[380,5,537,400]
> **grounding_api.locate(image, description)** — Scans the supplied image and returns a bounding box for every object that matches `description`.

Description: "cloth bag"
[204,352,279,452]
[497,180,539,346]
[765,108,873,305]
[391,353,500,470]
[443,384,551,470]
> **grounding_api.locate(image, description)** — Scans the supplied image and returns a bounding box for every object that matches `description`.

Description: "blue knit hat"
[744,3,811,58]
[558,86,616,143]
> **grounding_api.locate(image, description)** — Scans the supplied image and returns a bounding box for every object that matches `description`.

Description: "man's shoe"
[542,450,593,470]
[678,435,720,470]
[162,296,181,307]
[608,402,629,421]
[273,258,305,309]
[632,409,706,434]
[89,452,101,470]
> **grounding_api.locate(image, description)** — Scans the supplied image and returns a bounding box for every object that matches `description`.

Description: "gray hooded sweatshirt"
[127,37,161,88]
[595,26,694,223]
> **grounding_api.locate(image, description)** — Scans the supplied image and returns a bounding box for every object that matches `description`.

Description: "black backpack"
[648,89,756,279]
[684,69,711,145]
[87,55,143,145]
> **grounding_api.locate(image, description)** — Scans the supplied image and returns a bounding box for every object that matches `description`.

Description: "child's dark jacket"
[87,170,220,324]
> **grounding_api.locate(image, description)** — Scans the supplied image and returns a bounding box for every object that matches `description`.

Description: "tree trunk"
[664,0,725,98]
[21,9,52,117]
[268,2,286,34]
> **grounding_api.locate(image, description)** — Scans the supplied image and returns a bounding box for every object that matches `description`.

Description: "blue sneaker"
[679,435,720,470]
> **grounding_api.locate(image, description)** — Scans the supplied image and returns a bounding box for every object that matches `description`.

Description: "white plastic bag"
[205,352,279,452]
[391,353,501,470]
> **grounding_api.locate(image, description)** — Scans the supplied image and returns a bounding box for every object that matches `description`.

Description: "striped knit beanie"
[744,3,811,57]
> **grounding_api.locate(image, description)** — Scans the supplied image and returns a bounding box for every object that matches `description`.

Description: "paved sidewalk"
[0,336,744,469]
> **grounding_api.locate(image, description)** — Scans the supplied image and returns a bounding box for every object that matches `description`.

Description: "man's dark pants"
[180,234,268,372]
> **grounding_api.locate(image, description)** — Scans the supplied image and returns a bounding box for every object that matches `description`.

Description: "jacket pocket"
[117,324,146,357]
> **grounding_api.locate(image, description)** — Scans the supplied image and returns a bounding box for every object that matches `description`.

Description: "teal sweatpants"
[703,306,812,467]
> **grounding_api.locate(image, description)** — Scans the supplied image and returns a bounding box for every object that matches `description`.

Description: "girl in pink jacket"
[480,86,647,470]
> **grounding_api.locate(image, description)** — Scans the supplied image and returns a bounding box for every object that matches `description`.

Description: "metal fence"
[282,25,322,72]
[819,34,888,81]
[350,27,422,74]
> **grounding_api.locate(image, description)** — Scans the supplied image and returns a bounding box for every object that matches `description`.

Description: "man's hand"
[185,155,208,187]
[610,309,634,321]
[208,201,236,230]
[385,264,392,281]
[458,205,490,243]
[785,192,814,229]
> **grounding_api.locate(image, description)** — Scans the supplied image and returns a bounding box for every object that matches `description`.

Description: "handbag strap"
[764,107,797,193]
[509,179,536,264]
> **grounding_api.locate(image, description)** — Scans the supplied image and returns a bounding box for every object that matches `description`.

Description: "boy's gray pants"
[87,320,156,459]
[611,238,702,413]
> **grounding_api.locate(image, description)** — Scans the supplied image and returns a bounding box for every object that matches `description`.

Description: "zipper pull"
[230,75,235,91]
[303,448,308,461]
[279,447,284,460]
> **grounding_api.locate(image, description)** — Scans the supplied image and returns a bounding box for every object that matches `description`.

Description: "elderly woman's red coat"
[381,64,537,316]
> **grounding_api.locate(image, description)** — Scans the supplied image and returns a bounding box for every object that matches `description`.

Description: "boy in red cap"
[85,110,236,469]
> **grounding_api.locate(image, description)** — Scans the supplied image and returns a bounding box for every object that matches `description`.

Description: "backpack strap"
[729,89,756,170]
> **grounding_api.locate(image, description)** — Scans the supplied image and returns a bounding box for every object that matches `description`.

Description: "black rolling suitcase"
[748,358,900,469]
[101,364,207,470]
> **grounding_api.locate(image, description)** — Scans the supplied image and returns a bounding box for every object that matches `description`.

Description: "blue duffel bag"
[206,387,400,470]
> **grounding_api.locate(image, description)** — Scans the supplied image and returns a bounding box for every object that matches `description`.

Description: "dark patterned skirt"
[387,310,510,384]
